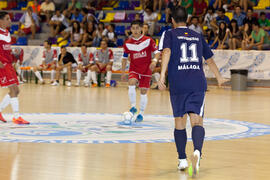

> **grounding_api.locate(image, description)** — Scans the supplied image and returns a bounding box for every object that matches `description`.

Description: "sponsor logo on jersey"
[133,51,147,59]
[3,44,11,50]
[178,64,200,70]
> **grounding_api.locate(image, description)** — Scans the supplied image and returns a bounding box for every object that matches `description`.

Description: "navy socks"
[192,126,205,155]
[174,128,187,159]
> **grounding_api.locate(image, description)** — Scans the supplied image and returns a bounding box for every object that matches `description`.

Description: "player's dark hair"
[81,44,87,48]
[131,20,143,27]
[207,6,215,13]
[260,12,266,16]
[0,11,8,20]
[172,6,187,23]
[61,45,66,49]
[247,7,253,12]
[252,20,260,27]
[44,40,52,46]
[191,16,199,21]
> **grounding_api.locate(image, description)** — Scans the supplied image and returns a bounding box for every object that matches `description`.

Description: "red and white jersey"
[42,49,57,65]
[123,35,159,76]
[78,51,94,66]
[95,48,114,64]
[11,47,24,63]
[0,28,12,64]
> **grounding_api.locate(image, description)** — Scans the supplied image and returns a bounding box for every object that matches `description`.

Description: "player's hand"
[217,78,229,87]
[149,61,157,72]
[158,75,166,91]
[121,73,126,81]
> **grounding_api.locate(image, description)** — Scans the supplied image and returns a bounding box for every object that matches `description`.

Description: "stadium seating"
[115,26,126,36]
[15,37,28,45]
[100,13,116,23]
[13,13,23,22]
[113,12,126,22]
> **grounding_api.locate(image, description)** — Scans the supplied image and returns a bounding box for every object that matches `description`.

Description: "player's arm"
[149,38,160,71]
[206,58,228,86]
[108,50,114,66]
[158,48,170,90]
[121,57,128,81]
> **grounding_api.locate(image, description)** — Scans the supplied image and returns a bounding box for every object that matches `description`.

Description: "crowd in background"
[12,0,270,50]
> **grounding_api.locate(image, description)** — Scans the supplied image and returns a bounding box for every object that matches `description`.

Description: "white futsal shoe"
[190,150,200,176]
[178,159,188,170]
[51,81,59,86]
[66,81,72,87]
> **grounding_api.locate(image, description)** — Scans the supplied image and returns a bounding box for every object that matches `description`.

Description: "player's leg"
[9,84,29,124]
[84,66,92,87]
[76,65,83,86]
[91,65,99,87]
[128,74,138,114]
[135,88,148,122]
[151,67,161,89]
[66,64,72,87]
[105,64,112,88]
[32,66,45,84]
[50,63,56,83]
[52,66,63,86]
[175,115,189,170]
[0,93,10,122]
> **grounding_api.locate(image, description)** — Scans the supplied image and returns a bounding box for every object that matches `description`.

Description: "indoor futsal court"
[0,84,269,180]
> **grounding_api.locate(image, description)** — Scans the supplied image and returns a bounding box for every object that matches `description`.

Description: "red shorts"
[0,63,19,87]
[96,64,107,73]
[128,72,151,89]
[23,26,40,34]
[39,62,55,69]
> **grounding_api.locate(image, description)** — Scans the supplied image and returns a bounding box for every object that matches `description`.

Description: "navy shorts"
[170,92,206,117]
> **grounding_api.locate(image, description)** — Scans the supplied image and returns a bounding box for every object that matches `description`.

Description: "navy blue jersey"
[162,27,213,94]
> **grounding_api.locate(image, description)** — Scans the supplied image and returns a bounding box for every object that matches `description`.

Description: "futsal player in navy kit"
[158,7,227,175]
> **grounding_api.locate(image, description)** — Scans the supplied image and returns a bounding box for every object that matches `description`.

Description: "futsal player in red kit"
[121,20,160,122]
[0,12,29,124]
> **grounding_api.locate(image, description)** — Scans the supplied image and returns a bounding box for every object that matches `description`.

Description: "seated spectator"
[211,8,230,31]
[53,0,67,11]
[71,8,84,24]
[193,0,207,22]
[153,0,163,13]
[49,10,69,37]
[227,0,241,10]
[68,0,82,11]
[69,21,83,47]
[91,40,114,88]
[93,22,107,47]
[19,7,40,39]
[203,6,217,30]
[241,0,258,12]
[52,46,77,87]
[86,0,96,15]
[81,21,96,47]
[32,0,41,15]
[141,0,154,12]
[229,19,242,49]
[233,5,246,29]
[143,6,158,36]
[76,44,94,87]
[241,22,253,49]
[40,0,55,23]
[32,40,57,84]
[166,0,180,23]
[125,13,141,37]
[189,16,203,34]
[180,0,193,22]
[81,8,98,26]
[243,8,257,26]
[243,21,270,50]
[105,24,117,47]
[211,22,230,49]
[210,0,228,10]
[143,23,150,36]
[258,12,270,31]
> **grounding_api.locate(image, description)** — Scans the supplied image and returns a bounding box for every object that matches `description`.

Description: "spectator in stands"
[193,0,207,22]
[241,0,258,12]
[49,10,69,37]
[241,22,253,49]
[32,0,41,15]
[69,21,83,47]
[93,22,107,47]
[81,8,98,26]
[211,21,230,49]
[227,0,241,10]
[141,0,154,12]
[228,19,242,49]
[211,8,230,30]
[233,5,246,29]
[68,0,82,11]
[71,8,84,23]
[258,12,270,31]
[153,0,163,13]
[53,0,67,11]
[105,24,117,47]
[19,7,40,39]
[243,21,270,50]
[210,0,228,10]
[189,16,203,34]
[52,46,77,87]
[91,39,114,88]
[40,0,55,23]
[243,8,257,26]
[143,23,150,36]
[180,0,193,22]
[81,21,96,47]
[203,6,217,30]
[86,0,96,15]
[143,6,158,36]
[165,0,180,23]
